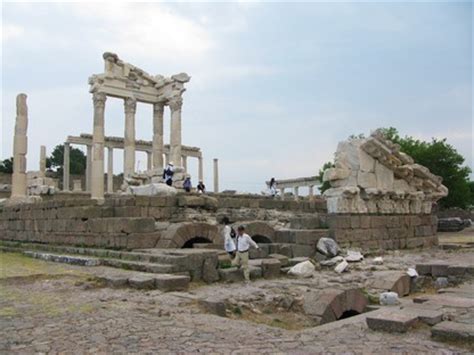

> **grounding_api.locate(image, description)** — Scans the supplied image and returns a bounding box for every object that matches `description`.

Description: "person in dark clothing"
[163,162,174,186]
[183,176,192,192]
[197,180,206,194]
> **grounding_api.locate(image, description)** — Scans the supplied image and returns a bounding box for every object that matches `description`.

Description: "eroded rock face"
[323,129,448,214]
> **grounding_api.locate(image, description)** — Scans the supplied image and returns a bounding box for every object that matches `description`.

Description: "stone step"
[431,321,474,342]
[274,229,328,245]
[23,251,101,266]
[22,250,176,274]
[101,259,176,274]
[97,270,190,292]
[218,266,262,283]
[366,311,418,333]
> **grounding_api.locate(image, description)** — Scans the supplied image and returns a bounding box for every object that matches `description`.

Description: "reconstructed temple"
[88,52,192,199]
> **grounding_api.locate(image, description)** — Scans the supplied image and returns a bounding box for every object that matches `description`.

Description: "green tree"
[0,157,13,174]
[380,127,472,209]
[48,144,87,176]
[318,161,335,194]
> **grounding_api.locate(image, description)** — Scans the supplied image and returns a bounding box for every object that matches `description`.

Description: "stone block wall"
[0,194,327,249]
[327,214,438,251]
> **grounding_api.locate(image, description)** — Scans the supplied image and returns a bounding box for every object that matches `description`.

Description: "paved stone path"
[1,248,473,353]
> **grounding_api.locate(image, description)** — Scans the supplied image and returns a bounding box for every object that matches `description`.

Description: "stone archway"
[156,222,220,248]
[242,221,276,244]
[303,288,368,325]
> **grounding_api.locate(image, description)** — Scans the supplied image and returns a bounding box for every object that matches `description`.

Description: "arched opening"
[252,235,272,244]
[338,310,360,320]
[182,236,212,249]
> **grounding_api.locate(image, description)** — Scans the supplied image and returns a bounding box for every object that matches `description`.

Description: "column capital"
[124,97,137,114]
[153,102,165,114]
[93,92,107,108]
[168,96,183,112]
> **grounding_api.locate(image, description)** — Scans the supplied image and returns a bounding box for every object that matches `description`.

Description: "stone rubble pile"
[323,129,448,214]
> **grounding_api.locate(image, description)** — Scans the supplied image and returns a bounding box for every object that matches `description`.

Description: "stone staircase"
[0,241,220,291]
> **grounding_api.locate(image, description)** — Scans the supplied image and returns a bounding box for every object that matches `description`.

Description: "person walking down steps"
[221,217,236,257]
[232,225,259,283]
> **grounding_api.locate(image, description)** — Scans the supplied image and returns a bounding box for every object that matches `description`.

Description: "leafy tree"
[318,161,335,194]
[0,157,13,174]
[48,144,87,176]
[380,127,472,209]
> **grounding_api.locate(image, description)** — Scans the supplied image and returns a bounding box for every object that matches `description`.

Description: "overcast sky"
[2,1,472,193]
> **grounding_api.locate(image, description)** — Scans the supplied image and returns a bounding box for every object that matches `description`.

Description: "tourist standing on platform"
[269,177,277,197]
[197,180,206,194]
[163,162,174,186]
[183,176,192,192]
[232,225,259,282]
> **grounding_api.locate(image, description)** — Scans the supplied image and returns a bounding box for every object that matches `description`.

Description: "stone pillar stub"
[86,145,92,191]
[152,103,164,170]
[11,93,28,198]
[213,158,219,193]
[147,151,152,171]
[63,143,70,191]
[91,92,106,200]
[123,97,137,178]
[182,155,187,173]
[169,97,183,168]
[39,145,46,177]
[198,156,204,181]
[107,147,113,193]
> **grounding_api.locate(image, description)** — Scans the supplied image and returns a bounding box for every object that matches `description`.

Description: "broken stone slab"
[369,271,411,297]
[316,237,340,257]
[431,321,474,342]
[261,259,281,279]
[129,183,177,196]
[334,260,349,273]
[97,273,129,288]
[268,253,289,267]
[128,274,156,289]
[406,268,418,278]
[401,307,444,326]
[154,274,190,292]
[288,257,310,266]
[288,260,315,278]
[366,312,418,333]
[199,297,227,317]
[372,257,384,265]
[320,256,344,267]
[345,250,364,262]
[433,277,449,289]
[379,292,399,305]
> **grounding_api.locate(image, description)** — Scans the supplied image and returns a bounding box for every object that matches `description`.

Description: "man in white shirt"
[231,225,259,282]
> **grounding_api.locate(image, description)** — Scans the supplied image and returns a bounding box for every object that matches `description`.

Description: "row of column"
[63,143,204,192]
[280,185,315,200]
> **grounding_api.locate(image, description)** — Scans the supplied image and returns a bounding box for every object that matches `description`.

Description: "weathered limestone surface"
[323,130,448,215]
[11,94,28,199]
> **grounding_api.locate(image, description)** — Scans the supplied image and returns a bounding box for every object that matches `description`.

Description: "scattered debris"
[373,257,384,265]
[316,237,340,257]
[379,292,399,305]
[345,250,364,262]
[334,260,349,274]
[288,260,315,278]
[320,256,344,266]
[434,277,449,289]
[406,268,418,278]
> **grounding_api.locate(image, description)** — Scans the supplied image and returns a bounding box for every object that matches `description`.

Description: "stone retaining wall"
[327,214,438,251]
[0,194,326,249]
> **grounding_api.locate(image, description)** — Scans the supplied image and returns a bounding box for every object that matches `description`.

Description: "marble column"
[198,156,204,181]
[280,187,285,200]
[107,147,113,193]
[123,97,137,178]
[164,153,170,166]
[213,158,219,193]
[294,186,299,200]
[182,155,187,173]
[91,92,106,200]
[63,143,70,192]
[11,93,28,198]
[152,103,164,170]
[169,97,183,167]
[147,151,152,171]
[86,145,92,191]
[308,185,314,196]
[39,145,46,177]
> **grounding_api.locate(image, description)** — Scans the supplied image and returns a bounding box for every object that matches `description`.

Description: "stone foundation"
[328,214,438,251]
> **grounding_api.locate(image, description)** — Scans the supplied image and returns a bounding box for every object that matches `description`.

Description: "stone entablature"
[88,52,190,104]
[323,130,448,214]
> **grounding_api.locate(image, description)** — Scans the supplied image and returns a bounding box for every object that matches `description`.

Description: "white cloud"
[2,23,24,41]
